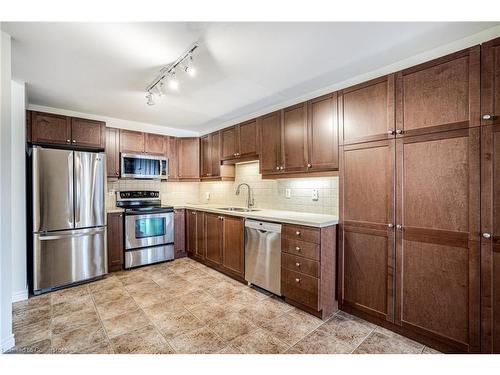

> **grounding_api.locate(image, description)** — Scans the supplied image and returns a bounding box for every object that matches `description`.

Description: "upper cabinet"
[259,96,338,177]
[30,111,105,150]
[165,136,178,180]
[339,75,395,145]
[481,37,500,126]
[396,46,480,136]
[145,133,166,155]
[177,137,200,180]
[221,120,259,162]
[119,130,145,154]
[201,131,235,181]
[105,127,120,179]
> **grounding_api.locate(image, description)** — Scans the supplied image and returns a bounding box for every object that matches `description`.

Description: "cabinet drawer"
[282,238,320,260]
[282,224,320,244]
[282,253,319,278]
[282,268,319,310]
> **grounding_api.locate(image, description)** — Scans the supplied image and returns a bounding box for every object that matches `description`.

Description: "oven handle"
[125,212,173,220]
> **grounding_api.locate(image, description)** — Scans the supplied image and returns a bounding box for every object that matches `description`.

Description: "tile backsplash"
[106,161,338,216]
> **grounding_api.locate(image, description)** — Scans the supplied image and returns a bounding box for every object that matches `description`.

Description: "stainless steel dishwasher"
[244,219,282,295]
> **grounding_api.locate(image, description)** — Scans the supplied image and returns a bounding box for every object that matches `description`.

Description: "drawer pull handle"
[295,246,301,251]
[295,278,300,283]
[295,262,300,267]
[296,231,301,236]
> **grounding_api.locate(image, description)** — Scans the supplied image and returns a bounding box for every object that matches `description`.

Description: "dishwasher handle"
[245,219,282,233]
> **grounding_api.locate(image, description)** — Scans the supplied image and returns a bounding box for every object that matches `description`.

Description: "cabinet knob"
[295,262,300,267]
[396,224,403,230]
[388,130,395,135]
[295,278,301,283]
[72,140,76,143]
[483,233,492,239]
[116,171,119,175]
[395,129,403,135]
[295,246,301,251]
[307,164,312,168]
[387,223,394,228]
[296,231,301,236]
[66,139,71,143]
[276,166,280,171]
[280,166,284,170]
[482,114,493,120]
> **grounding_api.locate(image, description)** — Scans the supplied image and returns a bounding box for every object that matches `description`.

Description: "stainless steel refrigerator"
[31,146,107,294]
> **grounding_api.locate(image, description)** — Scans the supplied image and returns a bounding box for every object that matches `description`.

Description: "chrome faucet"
[236,183,254,209]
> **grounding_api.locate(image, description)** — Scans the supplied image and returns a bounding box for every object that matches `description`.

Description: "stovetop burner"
[115,190,173,213]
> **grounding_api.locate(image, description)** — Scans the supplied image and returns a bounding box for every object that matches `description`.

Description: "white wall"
[11,80,27,303]
[0,29,15,353]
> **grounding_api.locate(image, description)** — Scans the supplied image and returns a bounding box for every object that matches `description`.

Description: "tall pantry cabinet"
[339,45,483,353]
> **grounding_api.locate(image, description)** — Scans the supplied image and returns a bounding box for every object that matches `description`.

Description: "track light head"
[146,92,155,106]
[168,71,179,91]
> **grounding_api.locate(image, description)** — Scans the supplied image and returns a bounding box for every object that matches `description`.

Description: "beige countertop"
[106,207,124,214]
[167,203,338,228]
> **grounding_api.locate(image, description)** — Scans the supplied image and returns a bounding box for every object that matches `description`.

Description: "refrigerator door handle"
[68,151,74,225]
[74,152,81,225]
[38,227,106,240]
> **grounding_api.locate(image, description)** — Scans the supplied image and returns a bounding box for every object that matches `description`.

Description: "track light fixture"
[145,43,198,105]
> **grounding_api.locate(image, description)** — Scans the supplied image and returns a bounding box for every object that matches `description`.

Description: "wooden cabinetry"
[120,130,145,153]
[201,132,235,181]
[282,103,308,173]
[145,133,166,155]
[480,36,500,354]
[177,137,200,180]
[221,215,245,279]
[339,75,395,145]
[30,111,105,149]
[339,140,395,323]
[281,223,337,319]
[105,127,120,178]
[221,120,259,162]
[165,136,178,180]
[186,210,204,260]
[107,212,124,272]
[174,209,186,259]
[204,212,223,267]
[259,111,282,174]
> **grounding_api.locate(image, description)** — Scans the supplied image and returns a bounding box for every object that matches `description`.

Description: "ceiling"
[3,22,499,134]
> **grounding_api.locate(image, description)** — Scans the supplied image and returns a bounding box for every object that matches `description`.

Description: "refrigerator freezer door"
[74,151,106,229]
[33,147,74,232]
[33,227,107,293]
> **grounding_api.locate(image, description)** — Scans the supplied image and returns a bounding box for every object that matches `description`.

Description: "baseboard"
[12,288,28,303]
[1,334,15,353]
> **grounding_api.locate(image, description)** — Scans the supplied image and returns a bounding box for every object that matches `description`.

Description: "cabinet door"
[480,124,500,353]
[211,132,221,177]
[145,133,166,155]
[339,75,395,145]
[174,209,186,258]
[259,111,282,174]
[105,127,120,178]
[395,128,480,353]
[200,135,211,177]
[482,37,500,126]
[205,213,223,266]
[195,211,205,260]
[282,102,308,173]
[186,210,197,256]
[107,212,123,272]
[307,93,339,171]
[396,46,480,137]
[221,126,238,160]
[71,117,105,149]
[238,119,258,157]
[31,111,71,146]
[120,130,145,153]
[177,137,200,179]
[222,215,244,278]
[166,136,178,179]
[339,140,395,322]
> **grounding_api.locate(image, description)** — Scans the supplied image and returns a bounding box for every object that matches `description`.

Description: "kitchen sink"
[217,207,260,212]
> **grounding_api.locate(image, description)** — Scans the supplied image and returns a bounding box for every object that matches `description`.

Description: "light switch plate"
[312,189,319,201]
[285,188,291,199]
[205,192,210,201]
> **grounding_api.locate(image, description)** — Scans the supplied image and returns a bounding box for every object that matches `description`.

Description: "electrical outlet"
[312,189,319,201]
[205,192,210,201]
[285,188,291,199]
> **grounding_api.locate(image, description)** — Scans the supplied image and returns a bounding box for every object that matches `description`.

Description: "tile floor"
[9,257,440,354]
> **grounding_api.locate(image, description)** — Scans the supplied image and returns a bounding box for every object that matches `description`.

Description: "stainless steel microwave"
[120,153,168,179]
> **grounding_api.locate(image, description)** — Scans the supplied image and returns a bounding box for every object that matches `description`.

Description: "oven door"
[121,153,168,179]
[125,212,174,250]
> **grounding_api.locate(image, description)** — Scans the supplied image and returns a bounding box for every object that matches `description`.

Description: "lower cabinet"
[107,212,124,272]
[174,209,186,259]
[186,211,245,282]
[281,223,337,319]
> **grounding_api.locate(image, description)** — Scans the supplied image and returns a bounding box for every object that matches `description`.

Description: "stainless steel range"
[116,190,174,269]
